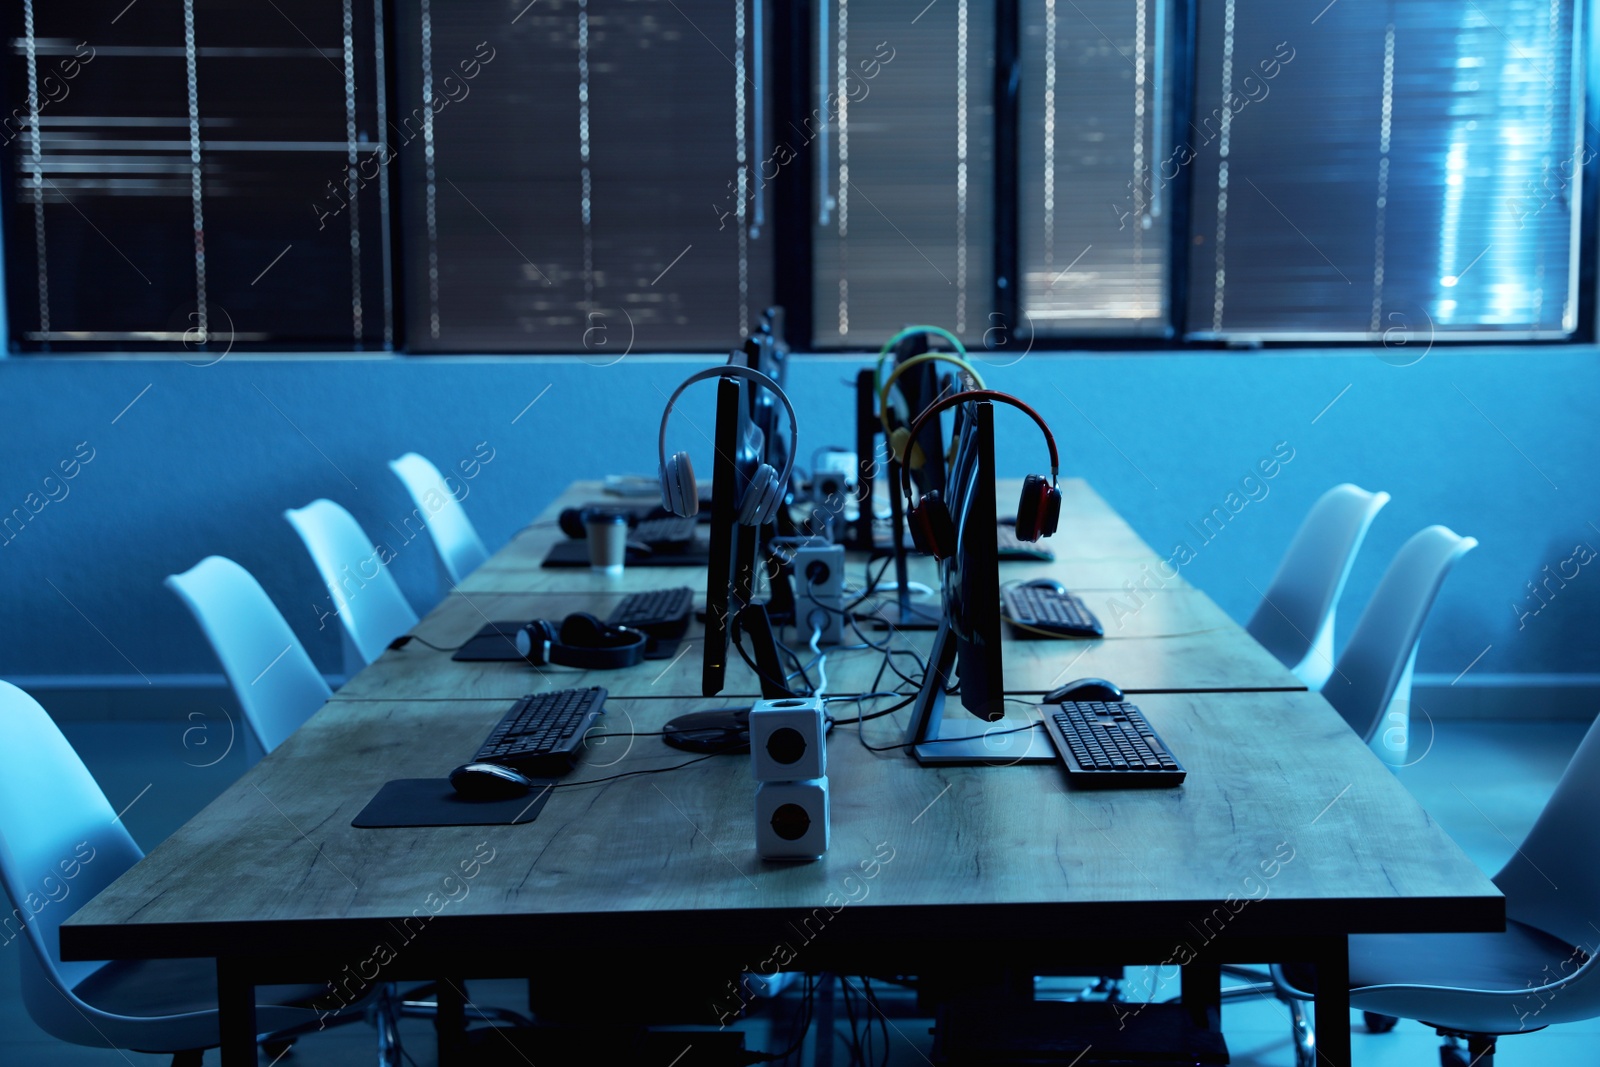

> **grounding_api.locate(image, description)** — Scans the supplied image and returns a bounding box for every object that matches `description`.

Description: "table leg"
[1313,937,1351,1067]
[436,976,467,1066]
[1181,963,1221,1031]
[216,957,257,1067]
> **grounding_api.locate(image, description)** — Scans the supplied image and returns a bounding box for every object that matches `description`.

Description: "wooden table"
[61,480,1501,1067]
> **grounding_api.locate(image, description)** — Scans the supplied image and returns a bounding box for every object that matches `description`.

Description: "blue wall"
[0,346,1596,694]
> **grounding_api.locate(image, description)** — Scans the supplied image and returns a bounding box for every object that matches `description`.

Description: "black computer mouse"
[1022,577,1068,594]
[449,762,535,800]
[1044,678,1125,704]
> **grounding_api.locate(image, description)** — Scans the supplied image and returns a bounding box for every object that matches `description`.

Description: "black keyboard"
[635,515,698,547]
[472,687,608,777]
[1002,584,1104,638]
[607,586,694,637]
[996,523,1055,561]
[1043,701,1186,788]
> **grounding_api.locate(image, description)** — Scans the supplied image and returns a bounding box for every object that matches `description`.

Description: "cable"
[388,634,467,653]
[809,621,828,698]
[856,720,1042,754]
[546,749,730,789]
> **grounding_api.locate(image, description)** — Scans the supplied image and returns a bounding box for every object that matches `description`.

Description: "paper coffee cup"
[584,509,629,574]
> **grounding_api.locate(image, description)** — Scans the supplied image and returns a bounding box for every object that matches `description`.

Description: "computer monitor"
[903,396,1056,764]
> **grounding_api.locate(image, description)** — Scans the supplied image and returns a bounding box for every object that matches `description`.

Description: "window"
[4,0,390,350]
[3,0,1590,352]
[809,0,994,346]
[394,0,772,352]
[1018,0,1173,335]
[1183,0,1583,340]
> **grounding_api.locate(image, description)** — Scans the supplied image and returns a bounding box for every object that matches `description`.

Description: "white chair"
[0,680,325,1065]
[165,555,331,764]
[1320,525,1477,765]
[284,499,419,677]
[1246,483,1391,688]
[1275,712,1600,1066]
[388,452,490,596]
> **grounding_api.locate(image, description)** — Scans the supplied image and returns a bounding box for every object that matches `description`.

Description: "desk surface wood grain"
[63,690,1499,965]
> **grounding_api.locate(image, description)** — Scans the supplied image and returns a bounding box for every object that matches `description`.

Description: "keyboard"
[1043,701,1186,788]
[996,523,1056,561]
[607,586,694,637]
[1001,584,1104,638]
[472,687,608,777]
[635,515,698,548]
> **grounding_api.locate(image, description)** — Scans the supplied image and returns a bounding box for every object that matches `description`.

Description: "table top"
[63,690,1500,965]
[61,477,1499,969]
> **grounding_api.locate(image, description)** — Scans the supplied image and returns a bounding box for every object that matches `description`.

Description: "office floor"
[4,718,1592,1065]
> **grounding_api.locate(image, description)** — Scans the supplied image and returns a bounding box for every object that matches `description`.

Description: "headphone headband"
[873,325,968,394]
[657,364,800,490]
[878,351,988,448]
[900,389,1060,501]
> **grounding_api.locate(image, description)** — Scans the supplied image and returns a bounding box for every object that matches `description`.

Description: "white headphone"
[657,365,800,526]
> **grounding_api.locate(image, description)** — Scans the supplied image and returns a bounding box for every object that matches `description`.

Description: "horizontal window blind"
[1185,0,1582,340]
[1019,0,1171,335]
[810,0,994,348]
[4,0,390,350]
[395,0,771,353]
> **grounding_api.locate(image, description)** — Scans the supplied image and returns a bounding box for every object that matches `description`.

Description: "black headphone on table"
[899,389,1062,561]
[515,612,647,669]
[657,365,800,526]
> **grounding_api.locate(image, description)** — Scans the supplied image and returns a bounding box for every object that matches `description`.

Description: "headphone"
[878,352,988,471]
[515,612,647,670]
[658,365,800,527]
[899,390,1062,561]
[873,325,970,392]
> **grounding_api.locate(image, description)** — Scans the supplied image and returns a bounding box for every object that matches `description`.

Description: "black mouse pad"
[452,623,527,662]
[540,540,710,568]
[352,778,554,828]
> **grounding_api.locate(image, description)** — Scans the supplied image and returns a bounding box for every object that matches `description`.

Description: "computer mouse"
[449,762,535,800]
[1043,678,1125,704]
[1022,577,1068,594]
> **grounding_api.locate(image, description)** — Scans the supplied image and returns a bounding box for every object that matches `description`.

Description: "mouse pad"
[352,778,554,828]
[452,623,527,662]
[541,540,710,568]
[453,622,682,662]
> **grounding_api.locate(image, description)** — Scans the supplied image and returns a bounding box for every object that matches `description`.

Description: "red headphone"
[899,390,1062,561]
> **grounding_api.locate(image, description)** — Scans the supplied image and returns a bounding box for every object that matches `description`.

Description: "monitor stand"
[871,455,941,631]
[904,619,1057,765]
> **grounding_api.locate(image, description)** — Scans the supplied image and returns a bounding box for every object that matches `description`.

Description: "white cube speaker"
[793,543,845,645]
[750,696,827,781]
[755,778,830,860]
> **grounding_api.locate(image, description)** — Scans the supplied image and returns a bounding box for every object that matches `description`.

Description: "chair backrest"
[1246,483,1390,689]
[165,556,332,756]
[388,452,489,588]
[284,499,419,668]
[0,681,142,993]
[1496,712,1600,955]
[1321,525,1476,743]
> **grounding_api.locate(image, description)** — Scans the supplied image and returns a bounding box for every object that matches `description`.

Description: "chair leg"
[1438,1033,1495,1067]
[1289,997,1315,1067]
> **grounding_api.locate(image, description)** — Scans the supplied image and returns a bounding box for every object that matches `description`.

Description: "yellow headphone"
[874,325,970,394]
[879,354,988,469]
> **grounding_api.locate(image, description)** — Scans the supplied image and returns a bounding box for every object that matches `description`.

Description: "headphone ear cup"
[908,492,956,560]
[1014,474,1062,541]
[739,463,781,526]
[517,619,557,664]
[558,611,606,647]
[888,427,928,471]
[661,452,698,517]
[558,508,588,539]
[889,427,912,465]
